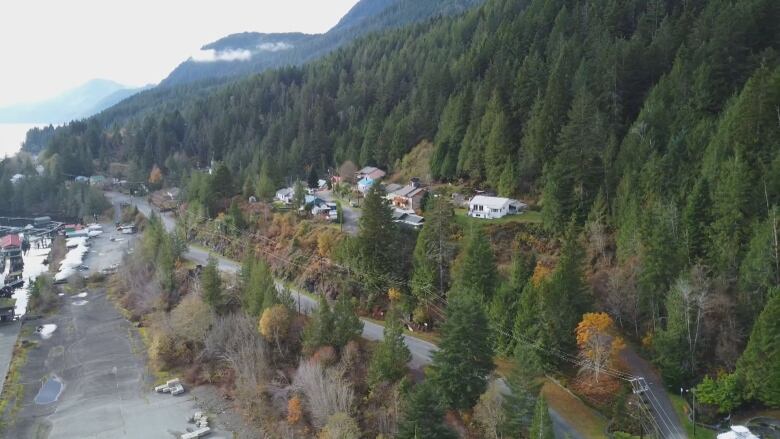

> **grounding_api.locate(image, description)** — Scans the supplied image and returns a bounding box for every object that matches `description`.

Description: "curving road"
[107,191,582,438]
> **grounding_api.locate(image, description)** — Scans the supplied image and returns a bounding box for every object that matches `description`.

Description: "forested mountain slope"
[14,0,780,412]
[158,0,484,87]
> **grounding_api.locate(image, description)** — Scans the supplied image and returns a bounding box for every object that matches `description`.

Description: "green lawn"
[453,208,542,226]
[669,395,716,439]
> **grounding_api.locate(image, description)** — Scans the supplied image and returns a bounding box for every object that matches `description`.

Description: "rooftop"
[469,195,526,210]
[0,234,21,249]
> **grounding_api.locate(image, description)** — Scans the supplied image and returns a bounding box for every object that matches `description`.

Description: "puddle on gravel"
[72,300,89,306]
[34,376,63,405]
[37,324,57,339]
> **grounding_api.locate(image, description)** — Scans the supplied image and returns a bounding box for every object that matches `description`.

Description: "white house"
[468,195,526,219]
[275,187,294,204]
[717,426,759,439]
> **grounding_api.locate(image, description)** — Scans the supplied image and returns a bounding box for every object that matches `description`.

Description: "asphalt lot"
[4,226,232,439]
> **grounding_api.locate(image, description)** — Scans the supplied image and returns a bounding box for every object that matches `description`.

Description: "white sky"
[0,0,359,107]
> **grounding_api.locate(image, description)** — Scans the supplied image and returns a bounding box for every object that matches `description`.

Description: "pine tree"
[331,294,364,350]
[228,199,246,231]
[367,307,411,386]
[397,382,457,439]
[736,289,780,408]
[682,177,711,262]
[431,293,494,411]
[489,252,535,353]
[501,343,544,436]
[293,179,306,208]
[201,256,223,311]
[255,161,275,200]
[355,185,398,301]
[529,397,555,439]
[450,227,497,302]
[307,166,319,189]
[738,210,780,322]
[411,195,457,306]
[539,225,592,361]
[303,295,335,353]
[243,258,277,316]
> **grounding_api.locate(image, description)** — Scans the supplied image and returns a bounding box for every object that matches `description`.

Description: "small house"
[275,188,294,204]
[357,177,376,193]
[468,195,526,219]
[717,426,759,439]
[89,175,106,186]
[74,176,89,183]
[33,216,52,227]
[392,210,425,229]
[355,166,386,181]
[0,235,22,257]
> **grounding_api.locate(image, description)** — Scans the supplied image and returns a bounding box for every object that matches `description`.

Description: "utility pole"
[692,388,696,437]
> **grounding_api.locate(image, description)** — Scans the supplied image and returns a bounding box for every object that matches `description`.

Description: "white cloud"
[191,49,253,63]
[0,0,360,106]
[257,42,293,52]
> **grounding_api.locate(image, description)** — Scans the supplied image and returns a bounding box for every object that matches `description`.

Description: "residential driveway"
[317,189,361,235]
[108,190,584,439]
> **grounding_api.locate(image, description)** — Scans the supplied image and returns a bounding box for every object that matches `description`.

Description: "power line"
[171,204,675,437]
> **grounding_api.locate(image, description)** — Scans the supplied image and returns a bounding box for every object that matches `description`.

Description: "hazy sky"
[0,0,359,107]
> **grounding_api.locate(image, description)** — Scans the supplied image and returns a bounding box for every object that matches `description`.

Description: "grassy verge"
[669,394,716,439]
[542,378,609,439]
[453,208,542,226]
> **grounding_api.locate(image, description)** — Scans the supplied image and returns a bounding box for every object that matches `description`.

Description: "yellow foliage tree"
[259,304,291,354]
[387,287,402,302]
[317,230,337,257]
[575,312,625,383]
[530,262,552,287]
[149,164,163,184]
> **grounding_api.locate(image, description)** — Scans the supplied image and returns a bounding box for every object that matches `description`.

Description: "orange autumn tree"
[287,395,303,424]
[575,312,625,383]
[149,164,163,185]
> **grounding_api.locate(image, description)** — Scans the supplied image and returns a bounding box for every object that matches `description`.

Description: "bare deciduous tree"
[293,359,354,428]
[605,259,641,338]
[474,381,507,439]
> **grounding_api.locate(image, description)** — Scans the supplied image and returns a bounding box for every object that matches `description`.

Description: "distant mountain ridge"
[160,0,483,87]
[0,79,150,124]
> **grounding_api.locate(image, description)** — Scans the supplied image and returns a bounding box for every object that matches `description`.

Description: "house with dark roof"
[355,166,386,181]
[392,209,425,229]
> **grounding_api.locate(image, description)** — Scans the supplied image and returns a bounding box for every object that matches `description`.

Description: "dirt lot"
[4,285,235,439]
[2,226,236,439]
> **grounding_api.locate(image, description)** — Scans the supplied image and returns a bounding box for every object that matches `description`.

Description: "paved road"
[107,191,580,438]
[621,347,686,438]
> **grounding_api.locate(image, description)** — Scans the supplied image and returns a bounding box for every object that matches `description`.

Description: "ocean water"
[0,123,38,158]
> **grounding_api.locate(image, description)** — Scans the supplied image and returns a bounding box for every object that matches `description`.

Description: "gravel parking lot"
[4,225,233,439]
